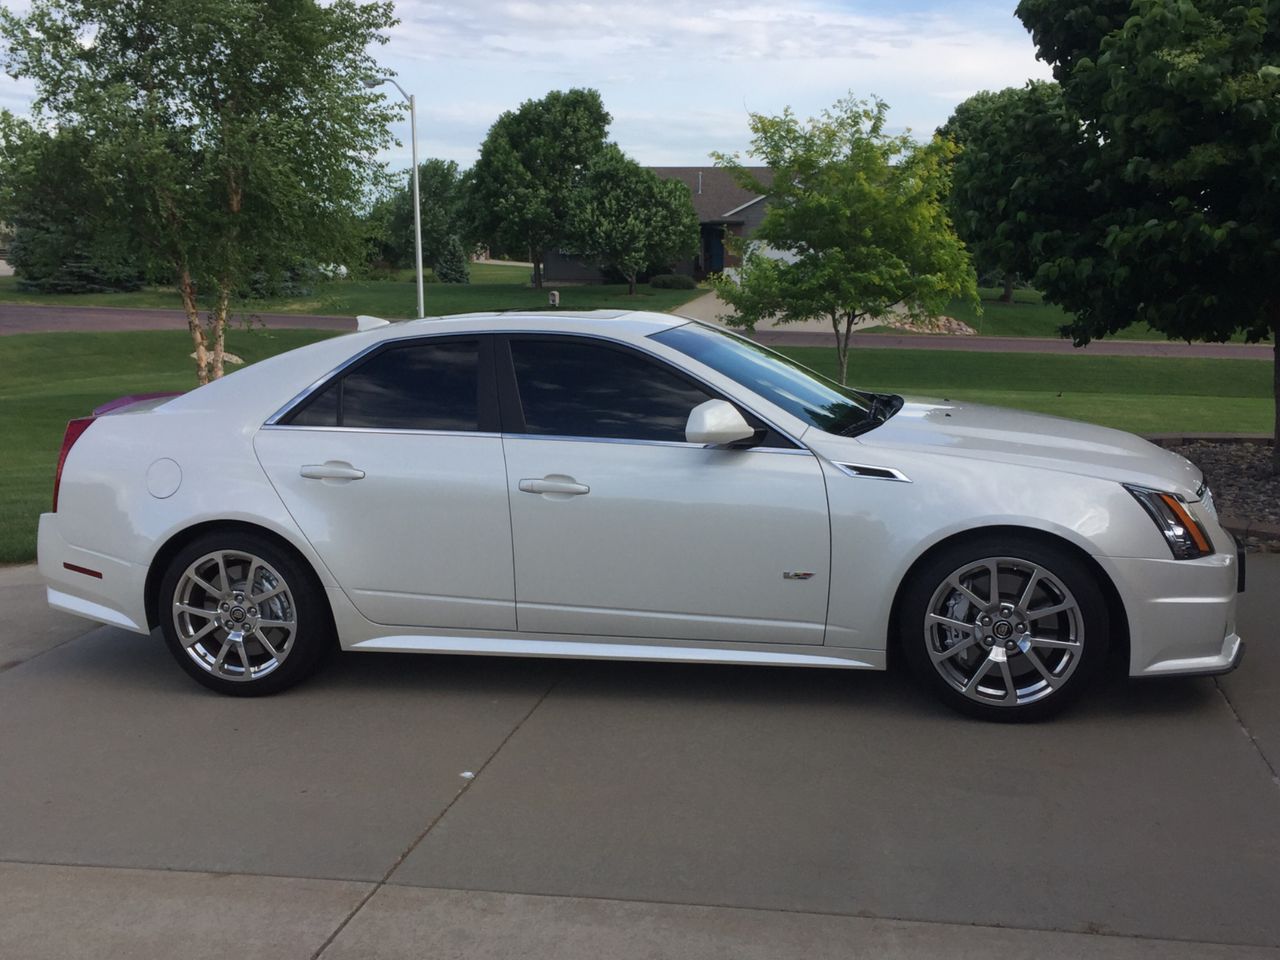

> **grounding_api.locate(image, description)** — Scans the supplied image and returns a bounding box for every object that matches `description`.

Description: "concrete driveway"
[1,560,1277,959]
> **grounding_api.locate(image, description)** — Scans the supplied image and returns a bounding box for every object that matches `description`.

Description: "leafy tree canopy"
[939,82,1082,302]
[568,145,699,295]
[366,157,470,272]
[1013,0,1280,467]
[468,88,611,287]
[0,0,399,382]
[712,95,977,383]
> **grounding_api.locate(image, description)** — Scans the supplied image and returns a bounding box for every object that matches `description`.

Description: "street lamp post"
[364,76,424,319]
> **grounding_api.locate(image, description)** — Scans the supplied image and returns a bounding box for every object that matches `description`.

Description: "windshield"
[651,322,878,436]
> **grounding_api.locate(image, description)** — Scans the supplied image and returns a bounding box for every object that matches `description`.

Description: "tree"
[711,96,978,384]
[367,158,470,271]
[432,234,470,284]
[0,0,398,384]
[569,145,699,295]
[1013,0,1280,470]
[468,88,611,288]
[939,83,1077,303]
[0,114,145,292]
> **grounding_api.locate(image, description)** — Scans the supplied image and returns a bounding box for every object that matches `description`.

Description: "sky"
[0,0,1053,171]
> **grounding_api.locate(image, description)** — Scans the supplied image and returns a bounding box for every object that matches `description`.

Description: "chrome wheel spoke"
[948,575,987,610]
[236,639,253,676]
[1025,648,1058,686]
[964,653,996,692]
[998,656,1018,703]
[933,635,979,662]
[256,618,293,630]
[1016,567,1042,612]
[253,583,285,604]
[212,638,232,673]
[176,603,216,619]
[254,628,282,661]
[1027,601,1073,621]
[1028,636,1080,650]
[189,574,223,599]
[184,619,220,647]
[927,613,975,633]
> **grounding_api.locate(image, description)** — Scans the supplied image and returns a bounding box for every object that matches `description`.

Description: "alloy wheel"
[923,556,1084,707]
[172,550,297,682]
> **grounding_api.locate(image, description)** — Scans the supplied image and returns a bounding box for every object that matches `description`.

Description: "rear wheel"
[158,531,332,696]
[899,535,1110,721]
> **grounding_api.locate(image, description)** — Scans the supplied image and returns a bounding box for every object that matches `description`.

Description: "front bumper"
[1095,547,1243,678]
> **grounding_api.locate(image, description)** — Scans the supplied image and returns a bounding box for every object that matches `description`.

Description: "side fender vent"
[833,462,911,483]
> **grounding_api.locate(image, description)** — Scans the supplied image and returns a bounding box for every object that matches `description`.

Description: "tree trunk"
[531,251,543,289]
[832,312,857,385]
[1000,274,1014,303]
[627,273,636,296]
[1272,304,1280,475]
[179,267,208,386]
[211,280,229,380]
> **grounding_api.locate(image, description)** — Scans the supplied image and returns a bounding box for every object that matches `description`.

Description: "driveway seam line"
[1213,677,1280,790]
[0,623,103,675]
[372,881,1280,951]
[309,670,564,959]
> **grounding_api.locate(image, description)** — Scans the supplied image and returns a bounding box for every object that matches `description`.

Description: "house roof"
[648,167,772,224]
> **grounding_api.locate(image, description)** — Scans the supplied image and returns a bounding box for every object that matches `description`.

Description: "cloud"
[0,0,1053,166]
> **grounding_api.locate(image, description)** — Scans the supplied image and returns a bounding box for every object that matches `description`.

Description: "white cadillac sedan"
[38,311,1244,721]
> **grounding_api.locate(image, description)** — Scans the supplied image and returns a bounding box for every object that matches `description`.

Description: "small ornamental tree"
[468,89,611,288]
[1011,0,1280,470]
[432,234,470,284]
[570,145,699,295]
[0,0,399,384]
[712,95,977,384]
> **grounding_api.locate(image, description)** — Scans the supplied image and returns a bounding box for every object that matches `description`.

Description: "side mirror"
[685,399,756,446]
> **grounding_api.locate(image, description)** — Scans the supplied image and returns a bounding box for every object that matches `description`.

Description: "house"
[543,166,772,283]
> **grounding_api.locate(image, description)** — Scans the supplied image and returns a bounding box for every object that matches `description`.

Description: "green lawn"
[0,329,1271,563]
[0,263,705,318]
[932,287,1264,343]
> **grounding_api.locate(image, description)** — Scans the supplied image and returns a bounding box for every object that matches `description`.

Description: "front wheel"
[158,531,333,696]
[899,535,1110,722]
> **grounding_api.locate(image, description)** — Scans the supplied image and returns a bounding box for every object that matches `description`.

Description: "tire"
[898,534,1110,722]
[158,530,333,696]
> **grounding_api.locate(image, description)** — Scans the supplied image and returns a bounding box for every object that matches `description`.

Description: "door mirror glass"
[685,399,756,446]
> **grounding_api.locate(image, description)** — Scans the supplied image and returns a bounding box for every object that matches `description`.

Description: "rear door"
[254,335,516,630]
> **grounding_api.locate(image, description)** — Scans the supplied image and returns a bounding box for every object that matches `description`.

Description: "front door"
[254,335,515,630]
[500,335,830,645]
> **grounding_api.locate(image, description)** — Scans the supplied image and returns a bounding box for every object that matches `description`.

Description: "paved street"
[2,298,1275,359]
[1,559,1278,959]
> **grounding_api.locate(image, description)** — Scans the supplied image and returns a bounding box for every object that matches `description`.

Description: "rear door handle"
[300,461,366,482]
[519,477,590,496]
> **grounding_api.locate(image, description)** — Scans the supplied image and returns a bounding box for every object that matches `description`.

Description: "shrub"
[432,235,470,284]
[649,273,696,290]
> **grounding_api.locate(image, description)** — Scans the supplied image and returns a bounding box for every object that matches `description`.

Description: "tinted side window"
[290,340,480,431]
[510,339,710,441]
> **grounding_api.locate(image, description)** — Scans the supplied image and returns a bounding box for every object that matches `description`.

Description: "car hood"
[820,397,1204,497]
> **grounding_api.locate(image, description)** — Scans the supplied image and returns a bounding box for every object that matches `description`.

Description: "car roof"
[377,309,687,340]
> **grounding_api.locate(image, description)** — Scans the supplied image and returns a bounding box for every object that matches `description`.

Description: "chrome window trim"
[259,425,501,439]
[501,433,812,454]
[832,462,912,483]
[263,327,809,451]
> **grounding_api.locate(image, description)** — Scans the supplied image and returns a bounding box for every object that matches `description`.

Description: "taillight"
[53,417,95,512]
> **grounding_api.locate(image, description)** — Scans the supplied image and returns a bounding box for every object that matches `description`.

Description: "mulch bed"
[1167,440,1280,552]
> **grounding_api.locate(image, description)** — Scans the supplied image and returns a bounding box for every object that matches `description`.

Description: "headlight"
[1123,484,1214,559]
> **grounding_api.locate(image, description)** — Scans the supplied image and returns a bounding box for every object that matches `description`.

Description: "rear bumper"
[37,512,150,634]
[1095,548,1243,678]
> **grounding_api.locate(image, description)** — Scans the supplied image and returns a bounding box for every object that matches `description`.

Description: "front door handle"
[300,461,366,482]
[519,476,590,496]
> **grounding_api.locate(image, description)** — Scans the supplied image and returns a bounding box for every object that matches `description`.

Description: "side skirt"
[346,634,882,670]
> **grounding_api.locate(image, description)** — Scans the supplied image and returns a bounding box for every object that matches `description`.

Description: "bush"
[10,228,144,293]
[432,235,470,284]
[649,273,696,290]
